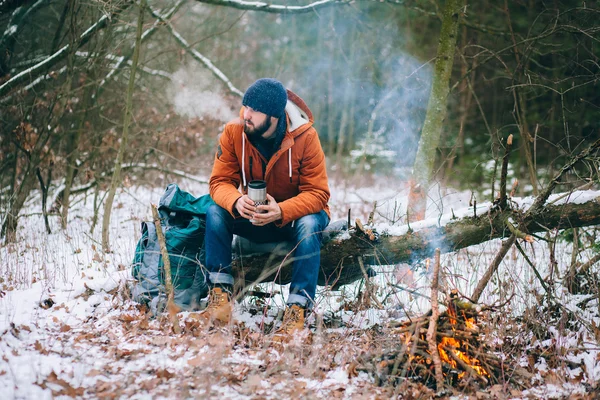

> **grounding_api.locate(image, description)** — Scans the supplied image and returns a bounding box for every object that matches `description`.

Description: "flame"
[438,336,490,378]
[464,317,476,331]
[394,293,490,383]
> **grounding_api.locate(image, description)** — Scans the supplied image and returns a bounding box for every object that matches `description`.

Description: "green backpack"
[131,184,214,312]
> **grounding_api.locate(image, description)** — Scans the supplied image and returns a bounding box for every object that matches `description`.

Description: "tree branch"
[0,2,131,99]
[99,0,185,88]
[471,235,516,303]
[525,138,600,218]
[148,5,243,97]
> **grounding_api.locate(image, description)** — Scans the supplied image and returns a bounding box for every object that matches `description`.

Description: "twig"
[148,6,243,97]
[367,201,377,225]
[499,134,513,209]
[391,322,416,377]
[525,138,600,218]
[471,235,516,303]
[400,319,423,378]
[100,0,185,87]
[151,203,181,333]
[35,167,51,234]
[505,219,534,242]
[443,346,489,385]
[513,240,552,295]
[576,252,600,276]
[358,256,383,309]
[347,209,351,232]
[0,3,130,98]
[426,249,444,390]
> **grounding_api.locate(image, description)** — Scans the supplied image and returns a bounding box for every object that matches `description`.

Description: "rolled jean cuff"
[287,293,309,308]
[209,272,234,286]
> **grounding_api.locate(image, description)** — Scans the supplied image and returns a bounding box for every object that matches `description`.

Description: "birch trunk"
[407,0,465,222]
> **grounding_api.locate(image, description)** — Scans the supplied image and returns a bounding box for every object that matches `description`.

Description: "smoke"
[168,66,236,122]
[282,12,432,176]
[380,54,432,172]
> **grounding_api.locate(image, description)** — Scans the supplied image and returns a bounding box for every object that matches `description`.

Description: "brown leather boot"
[272,304,305,343]
[197,287,232,325]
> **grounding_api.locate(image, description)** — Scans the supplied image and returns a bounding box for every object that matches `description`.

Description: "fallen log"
[232,193,600,288]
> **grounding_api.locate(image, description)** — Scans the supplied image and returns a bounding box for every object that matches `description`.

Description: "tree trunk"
[407,0,465,222]
[1,118,56,241]
[101,0,145,252]
[233,195,600,289]
[2,166,38,241]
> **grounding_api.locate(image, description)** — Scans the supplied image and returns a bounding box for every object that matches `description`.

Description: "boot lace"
[206,289,229,310]
[277,306,302,333]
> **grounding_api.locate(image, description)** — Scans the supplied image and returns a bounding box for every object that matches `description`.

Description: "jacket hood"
[238,88,313,137]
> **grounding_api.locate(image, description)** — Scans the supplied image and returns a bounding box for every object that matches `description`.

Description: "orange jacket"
[209,89,330,227]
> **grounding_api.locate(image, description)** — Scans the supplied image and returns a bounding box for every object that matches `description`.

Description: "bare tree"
[407,0,466,222]
[101,0,146,252]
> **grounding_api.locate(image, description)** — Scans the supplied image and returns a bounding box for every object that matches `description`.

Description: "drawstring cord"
[241,134,247,188]
[288,148,292,183]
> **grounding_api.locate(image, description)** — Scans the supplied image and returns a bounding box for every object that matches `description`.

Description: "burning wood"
[356,290,501,390]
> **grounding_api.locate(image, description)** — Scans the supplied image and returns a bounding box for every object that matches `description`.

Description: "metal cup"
[247,180,267,223]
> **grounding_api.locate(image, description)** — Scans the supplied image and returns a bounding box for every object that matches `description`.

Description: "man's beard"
[244,117,271,137]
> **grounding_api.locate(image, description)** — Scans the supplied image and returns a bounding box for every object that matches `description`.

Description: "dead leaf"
[115,349,133,359]
[245,374,263,388]
[187,354,207,367]
[156,369,174,380]
[347,361,359,378]
[118,314,137,322]
[39,371,85,397]
[86,369,102,377]
[74,282,95,301]
[138,317,150,330]
[34,340,49,355]
[139,378,160,391]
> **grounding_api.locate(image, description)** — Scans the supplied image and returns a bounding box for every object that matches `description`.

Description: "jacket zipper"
[249,156,254,181]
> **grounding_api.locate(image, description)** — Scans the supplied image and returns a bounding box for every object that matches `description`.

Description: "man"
[202,78,330,341]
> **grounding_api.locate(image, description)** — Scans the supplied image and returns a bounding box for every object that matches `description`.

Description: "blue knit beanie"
[242,78,288,118]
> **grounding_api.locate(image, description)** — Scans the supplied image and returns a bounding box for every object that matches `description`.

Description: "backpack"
[131,184,215,312]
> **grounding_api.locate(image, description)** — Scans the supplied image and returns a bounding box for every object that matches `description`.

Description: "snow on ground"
[1,177,599,398]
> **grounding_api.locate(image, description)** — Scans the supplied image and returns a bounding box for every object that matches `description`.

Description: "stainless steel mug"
[247,180,267,223]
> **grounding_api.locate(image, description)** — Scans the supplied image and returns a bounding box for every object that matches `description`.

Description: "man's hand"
[251,194,282,226]
[234,195,256,220]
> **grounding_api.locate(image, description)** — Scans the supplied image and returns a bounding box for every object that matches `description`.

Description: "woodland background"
[1,0,599,241]
[1,0,600,398]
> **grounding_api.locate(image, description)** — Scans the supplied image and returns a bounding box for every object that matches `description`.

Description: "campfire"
[356,290,501,389]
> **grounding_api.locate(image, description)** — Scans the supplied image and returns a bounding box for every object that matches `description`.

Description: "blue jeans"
[204,204,329,307]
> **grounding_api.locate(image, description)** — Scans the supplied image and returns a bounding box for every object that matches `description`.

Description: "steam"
[168,66,236,122]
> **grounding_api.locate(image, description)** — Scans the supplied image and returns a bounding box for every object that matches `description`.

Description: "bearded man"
[201,78,330,341]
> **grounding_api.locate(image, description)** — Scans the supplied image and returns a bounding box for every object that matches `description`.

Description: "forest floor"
[1,174,599,399]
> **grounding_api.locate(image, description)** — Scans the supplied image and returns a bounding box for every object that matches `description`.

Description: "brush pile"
[355,291,513,390]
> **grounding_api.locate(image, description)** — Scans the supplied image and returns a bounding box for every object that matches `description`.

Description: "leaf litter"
[1,181,599,398]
